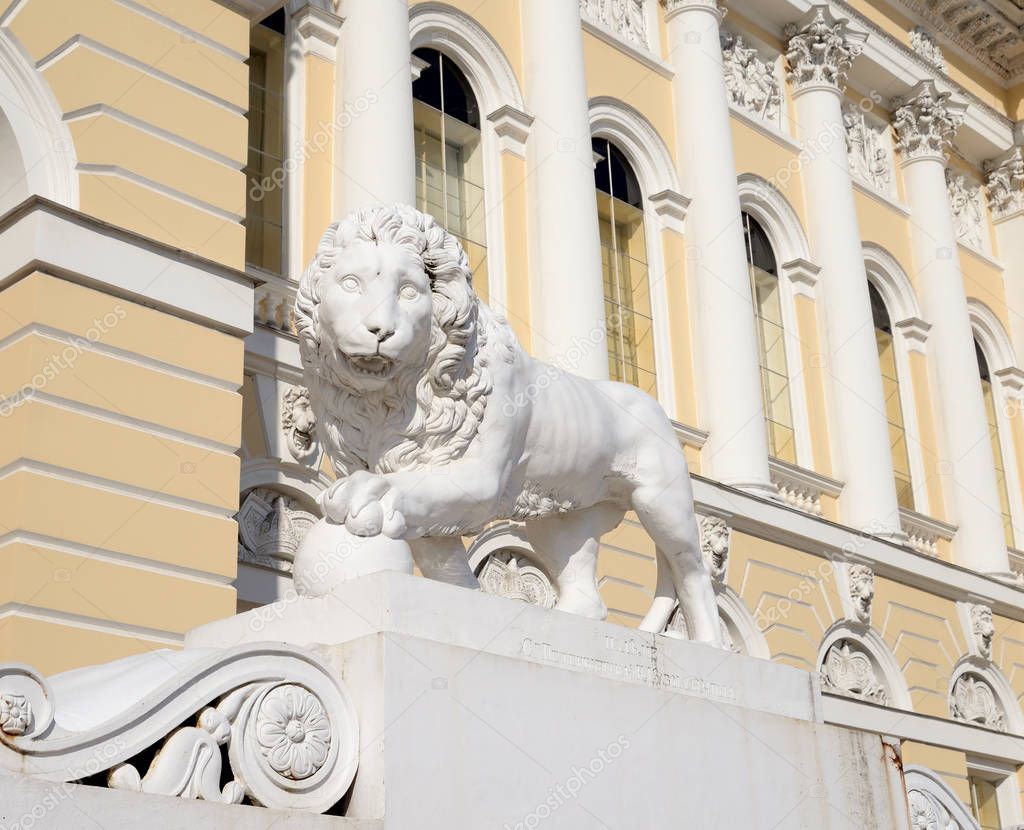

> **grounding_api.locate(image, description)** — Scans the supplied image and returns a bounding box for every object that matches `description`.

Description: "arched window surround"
[736,174,814,470]
[410,2,526,318]
[589,96,685,418]
[968,299,1024,550]
[0,27,77,207]
[862,243,933,517]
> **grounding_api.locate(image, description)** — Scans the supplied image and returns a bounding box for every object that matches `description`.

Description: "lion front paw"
[318,471,407,538]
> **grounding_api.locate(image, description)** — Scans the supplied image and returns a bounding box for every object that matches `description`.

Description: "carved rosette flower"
[783,6,863,94]
[255,685,332,780]
[985,147,1024,220]
[891,81,965,163]
[907,790,939,830]
[0,691,31,736]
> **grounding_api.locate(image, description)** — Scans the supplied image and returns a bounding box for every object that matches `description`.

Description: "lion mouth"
[345,354,395,378]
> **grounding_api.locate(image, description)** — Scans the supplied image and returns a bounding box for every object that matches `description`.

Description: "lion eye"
[340,275,360,293]
[399,283,420,300]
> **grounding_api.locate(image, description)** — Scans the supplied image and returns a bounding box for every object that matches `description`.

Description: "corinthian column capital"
[891,80,966,164]
[663,0,724,23]
[783,5,866,95]
[985,146,1024,221]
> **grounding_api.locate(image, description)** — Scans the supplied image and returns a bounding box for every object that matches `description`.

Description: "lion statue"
[294,205,721,644]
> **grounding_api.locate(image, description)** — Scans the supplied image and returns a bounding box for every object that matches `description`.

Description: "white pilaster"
[521,0,607,379]
[784,7,903,539]
[334,0,415,213]
[893,81,1011,576]
[664,0,774,496]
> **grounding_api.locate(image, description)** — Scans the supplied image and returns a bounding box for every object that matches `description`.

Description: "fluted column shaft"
[521,0,608,380]
[784,7,904,538]
[894,81,1011,575]
[664,0,773,496]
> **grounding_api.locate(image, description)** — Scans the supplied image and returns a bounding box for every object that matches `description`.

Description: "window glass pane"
[970,776,1002,830]
[870,286,915,512]
[595,144,655,394]
[743,213,794,462]
[978,341,1014,546]
[411,51,488,300]
[245,21,285,274]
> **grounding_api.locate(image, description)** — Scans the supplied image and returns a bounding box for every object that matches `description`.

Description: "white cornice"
[648,189,691,234]
[291,4,342,62]
[486,105,534,159]
[779,257,821,298]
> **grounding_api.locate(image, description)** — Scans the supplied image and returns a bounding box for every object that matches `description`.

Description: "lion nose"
[367,325,395,343]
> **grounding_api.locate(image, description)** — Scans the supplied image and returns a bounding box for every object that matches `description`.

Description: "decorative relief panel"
[819,640,889,705]
[699,515,730,583]
[909,27,946,73]
[238,487,318,572]
[968,604,995,660]
[950,673,1005,731]
[478,550,557,609]
[720,30,782,125]
[579,0,648,49]
[907,789,966,830]
[985,147,1024,220]
[945,170,987,251]
[282,385,319,464]
[842,104,893,195]
[847,565,874,625]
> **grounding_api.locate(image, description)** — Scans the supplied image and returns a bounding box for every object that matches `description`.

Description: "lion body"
[294,205,721,643]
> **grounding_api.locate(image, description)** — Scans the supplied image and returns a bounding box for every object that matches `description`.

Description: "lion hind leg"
[632,482,722,647]
[525,505,622,621]
[409,537,479,589]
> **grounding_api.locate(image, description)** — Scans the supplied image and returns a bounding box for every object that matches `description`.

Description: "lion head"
[294,205,495,476]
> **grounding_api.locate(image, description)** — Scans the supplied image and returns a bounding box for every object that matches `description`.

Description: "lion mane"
[294,205,515,477]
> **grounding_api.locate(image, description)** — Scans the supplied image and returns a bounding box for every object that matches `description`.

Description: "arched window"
[976,341,1014,546]
[412,47,488,300]
[593,137,655,394]
[245,10,286,274]
[869,282,915,510]
[742,211,795,463]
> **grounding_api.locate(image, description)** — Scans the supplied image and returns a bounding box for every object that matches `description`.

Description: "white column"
[334,0,415,213]
[784,8,904,539]
[986,147,1024,360]
[521,0,607,380]
[893,81,1011,576]
[664,0,773,496]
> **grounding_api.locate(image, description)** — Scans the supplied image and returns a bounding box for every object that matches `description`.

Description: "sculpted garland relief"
[720,31,781,124]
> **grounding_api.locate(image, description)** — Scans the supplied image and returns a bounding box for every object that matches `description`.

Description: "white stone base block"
[187,573,911,829]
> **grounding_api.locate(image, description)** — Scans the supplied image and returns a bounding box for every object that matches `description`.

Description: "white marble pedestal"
[188,572,911,829]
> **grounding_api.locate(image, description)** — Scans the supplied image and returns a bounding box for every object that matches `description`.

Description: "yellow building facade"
[4,0,1024,824]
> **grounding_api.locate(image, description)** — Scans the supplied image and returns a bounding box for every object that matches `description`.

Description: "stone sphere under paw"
[292,518,414,597]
